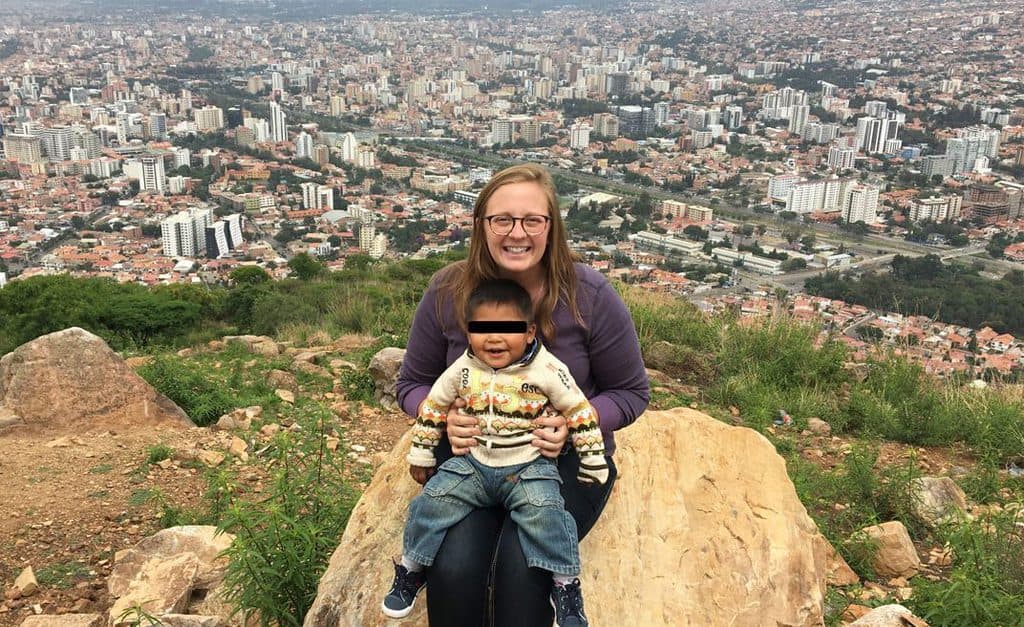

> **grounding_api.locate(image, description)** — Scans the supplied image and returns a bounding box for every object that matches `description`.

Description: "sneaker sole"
[381,596,418,619]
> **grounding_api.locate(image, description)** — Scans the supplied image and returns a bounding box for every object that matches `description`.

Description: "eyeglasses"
[482,214,551,236]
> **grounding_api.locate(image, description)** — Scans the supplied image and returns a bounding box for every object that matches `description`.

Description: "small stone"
[229,437,248,459]
[840,604,872,622]
[325,437,340,451]
[157,459,174,470]
[197,450,226,467]
[214,415,236,431]
[14,566,39,597]
[351,444,367,453]
[729,405,740,417]
[275,389,295,404]
[807,417,831,435]
[45,437,73,448]
[260,424,281,437]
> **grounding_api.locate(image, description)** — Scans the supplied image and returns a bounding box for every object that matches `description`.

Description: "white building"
[339,132,358,162]
[161,208,212,257]
[269,102,287,143]
[842,183,880,224]
[194,106,225,132]
[301,182,334,210]
[827,145,857,170]
[295,131,314,159]
[909,195,963,223]
[569,123,591,150]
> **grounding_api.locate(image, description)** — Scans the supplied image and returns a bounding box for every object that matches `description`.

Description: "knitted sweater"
[407,342,609,485]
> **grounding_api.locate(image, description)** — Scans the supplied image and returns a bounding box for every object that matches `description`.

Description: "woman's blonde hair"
[438,164,582,340]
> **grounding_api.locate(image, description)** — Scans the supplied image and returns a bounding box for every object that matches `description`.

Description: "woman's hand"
[531,410,569,459]
[445,398,480,455]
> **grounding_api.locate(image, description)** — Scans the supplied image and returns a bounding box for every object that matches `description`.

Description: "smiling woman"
[395,163,650,627]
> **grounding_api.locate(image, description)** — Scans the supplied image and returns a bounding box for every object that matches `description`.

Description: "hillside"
[0,260,1022,626]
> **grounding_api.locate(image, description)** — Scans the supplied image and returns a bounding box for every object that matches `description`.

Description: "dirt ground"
[0,405,412,626]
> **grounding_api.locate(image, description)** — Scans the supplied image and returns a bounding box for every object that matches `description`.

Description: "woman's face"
[481,181,551,279]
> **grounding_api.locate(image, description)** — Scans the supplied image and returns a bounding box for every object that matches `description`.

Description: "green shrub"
[844,357,957,445]
[145,444,174,465]
[911,513,1024,626]
[218,407,357,627]
[137,355,236,426]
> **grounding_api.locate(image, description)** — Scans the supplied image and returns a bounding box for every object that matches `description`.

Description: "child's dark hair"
[466,279,534,322]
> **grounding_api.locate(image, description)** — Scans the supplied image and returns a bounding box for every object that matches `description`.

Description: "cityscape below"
[0,0,1022,376]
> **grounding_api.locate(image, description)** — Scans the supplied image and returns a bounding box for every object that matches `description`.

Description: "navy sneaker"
[381,560,427,618]
[550,578,589,627]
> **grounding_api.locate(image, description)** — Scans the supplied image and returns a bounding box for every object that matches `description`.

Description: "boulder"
[109,526,235,597]
[108,552,199,622]
[807,417,832,436]
[304,408,831,627]
[367,348,405,410]
[0,328,192,434]
[848,603,928,626]
[911,477,968,528]
[267,369,299,393]
[855,521,921,579]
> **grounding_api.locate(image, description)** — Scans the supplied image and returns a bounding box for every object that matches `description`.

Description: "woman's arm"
[396,286,448,419]
[585,281,650,433]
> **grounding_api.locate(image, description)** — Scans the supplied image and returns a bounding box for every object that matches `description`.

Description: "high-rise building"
[301,182,334,210]
[149,112,167,140]
[269,102,287,143]
[180,89,192,113]
[161,208,212,257]
[842,183,880,224]
[340,132,358,162]
[569,123,591,150]
[125,155,167,193]
[226,107,244,129]
[827,145,857,170]
[2,133,45,163]
[243,117,270,142]
[491,119,513,145]
[519,120,541,144]
[194,106,225,132]
[614,106,655,139]
[204,214,246,258]
[593,113,619,138]
[116,112,131,145]
[788,105,810,135]
[909,196,962,223]
[964,183,1010,223]
[40,126,75,161]
[786,178,852,214]
[295,131,314,159]
[330,95,347,116]
[946,126,1000,175]
[724,105,743,129]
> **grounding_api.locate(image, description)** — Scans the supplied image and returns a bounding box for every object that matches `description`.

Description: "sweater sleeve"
[396,282,449,419]
[584,278,650,435]
[407,360,462,468]
[540,352,609,485]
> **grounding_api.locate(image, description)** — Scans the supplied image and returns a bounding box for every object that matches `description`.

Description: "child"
[382,278,608,627]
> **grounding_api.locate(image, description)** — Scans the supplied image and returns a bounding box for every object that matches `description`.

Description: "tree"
[783,226,803,245]
[287,253,324,281]
[781,257,808,272]
[230,266,271,286]
[800,233,817,251]
[682,225,709,241]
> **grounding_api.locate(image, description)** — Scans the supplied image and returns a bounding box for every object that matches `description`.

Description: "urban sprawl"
[1,0,1023,376]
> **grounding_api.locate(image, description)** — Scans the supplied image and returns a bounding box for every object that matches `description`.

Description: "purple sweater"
[396,263,649,455]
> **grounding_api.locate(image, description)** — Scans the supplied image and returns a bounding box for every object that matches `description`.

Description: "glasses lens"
[523,217,548,234]
[489,216,514,234]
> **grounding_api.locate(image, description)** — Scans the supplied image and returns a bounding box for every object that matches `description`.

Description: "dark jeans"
[425,437,617,627]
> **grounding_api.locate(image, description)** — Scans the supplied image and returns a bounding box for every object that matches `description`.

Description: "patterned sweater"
[407,342,609,485]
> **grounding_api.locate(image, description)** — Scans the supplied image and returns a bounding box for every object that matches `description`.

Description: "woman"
[396,163,649,626]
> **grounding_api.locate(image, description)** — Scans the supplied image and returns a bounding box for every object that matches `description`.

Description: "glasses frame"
[482,214,551,236]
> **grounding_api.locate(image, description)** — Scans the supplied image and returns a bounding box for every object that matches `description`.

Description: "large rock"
[367,348,405,410]
[0,327,193,433]
[856,521,921,579]
[109,526,235,596]
[109,553,199,622]
[304,408,831,627]
[848,603,928,626]
[911,476,968,528]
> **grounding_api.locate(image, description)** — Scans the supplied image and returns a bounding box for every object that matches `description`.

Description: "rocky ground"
[0,404,411,626]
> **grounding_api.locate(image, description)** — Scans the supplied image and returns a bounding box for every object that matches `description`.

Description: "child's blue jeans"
[403,454,580,575]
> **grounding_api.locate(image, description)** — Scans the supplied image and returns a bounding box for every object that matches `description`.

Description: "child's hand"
[409,465,436,485]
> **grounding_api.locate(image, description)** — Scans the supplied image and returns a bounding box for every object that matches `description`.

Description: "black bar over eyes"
[467,321,529,333]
